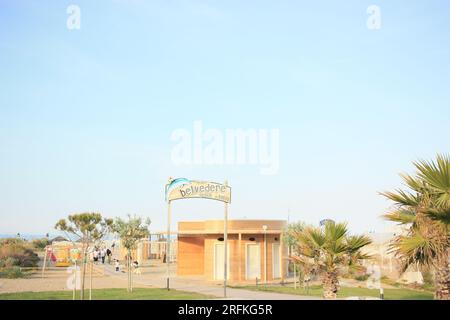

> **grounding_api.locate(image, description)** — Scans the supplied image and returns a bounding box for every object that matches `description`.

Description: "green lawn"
[232,285,433,300]
[0,288,215,300]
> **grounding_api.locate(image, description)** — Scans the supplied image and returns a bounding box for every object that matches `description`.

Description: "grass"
[0,288,215,300]
[231,284,433,300]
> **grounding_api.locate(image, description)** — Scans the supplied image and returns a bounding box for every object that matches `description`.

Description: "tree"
[381,154,450,300]
[283,222,306,286]
[55,212,113,300]
[112,215,150,292]
[283,222,305,249]
[290,221,372,299]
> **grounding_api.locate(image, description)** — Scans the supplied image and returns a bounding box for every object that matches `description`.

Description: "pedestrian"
[133,260,141,275]
[115,259,120,272]
[93,248,99,263]
[106,248,112,264]
[100,247,106,264]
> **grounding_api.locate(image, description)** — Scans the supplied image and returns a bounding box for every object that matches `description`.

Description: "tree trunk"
[130,258,133,293]
[89,262,92,300]
[322,271,339,299]
[80,247,87,300]
[127,250,131,293]
[435,252,450,300]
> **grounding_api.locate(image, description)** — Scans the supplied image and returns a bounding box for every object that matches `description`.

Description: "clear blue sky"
[1,0,449,235]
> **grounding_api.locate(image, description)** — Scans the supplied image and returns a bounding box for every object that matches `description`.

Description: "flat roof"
[178,219,287,235]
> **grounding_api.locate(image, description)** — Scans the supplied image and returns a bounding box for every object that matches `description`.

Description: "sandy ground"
[0,269,150,294]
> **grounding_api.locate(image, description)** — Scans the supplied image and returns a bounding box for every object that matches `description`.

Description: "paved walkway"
[103,263,319,300]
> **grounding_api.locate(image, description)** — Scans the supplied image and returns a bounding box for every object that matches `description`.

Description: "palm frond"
[306,227,326,248]
[424,208,450,225]
[390,233,441,271]
[414,154,450,208]
[382,209,416,224]
[380,189,420,207]
[400,173,427,194]
[345,235,372,252]
[324,221,347,242]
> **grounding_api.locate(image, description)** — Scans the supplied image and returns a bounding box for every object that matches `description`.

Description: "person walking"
[93,248,99,263]
[106,248,112,264]
[100,247,106,264]
[133,260,141,275]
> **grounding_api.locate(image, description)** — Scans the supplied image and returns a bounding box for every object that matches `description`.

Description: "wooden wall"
[203,233,286,282]
[177,236,205,275]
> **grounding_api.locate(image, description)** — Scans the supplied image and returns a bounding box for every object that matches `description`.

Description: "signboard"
[164,177,231,297]
[69,248,81,263]
[167,180,231,203]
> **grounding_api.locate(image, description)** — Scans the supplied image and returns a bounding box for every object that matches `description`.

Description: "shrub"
[31,238,50,250]
[354,274,370,281]
[4,257,19,267]
[0,266,27,279]
[422,270,435,287]
[0,238,25,246]
[0,238,39,267]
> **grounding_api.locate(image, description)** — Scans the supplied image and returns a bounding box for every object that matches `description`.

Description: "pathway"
[102,263,319,300]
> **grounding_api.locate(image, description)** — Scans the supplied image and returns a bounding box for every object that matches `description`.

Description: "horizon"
[1,1,450,235]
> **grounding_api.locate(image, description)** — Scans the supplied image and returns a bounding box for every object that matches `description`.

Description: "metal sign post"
[73,260,77,300]
[166,199,171,290]
[223,181,228,298]
[165,178,231,297]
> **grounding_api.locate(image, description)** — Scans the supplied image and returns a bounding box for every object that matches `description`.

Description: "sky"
[0,0,449,235]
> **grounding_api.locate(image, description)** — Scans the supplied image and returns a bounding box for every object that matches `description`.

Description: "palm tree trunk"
[322,270,339,299]
[435,252,450,300]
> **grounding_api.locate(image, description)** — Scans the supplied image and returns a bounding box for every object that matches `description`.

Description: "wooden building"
[177,220,287,283]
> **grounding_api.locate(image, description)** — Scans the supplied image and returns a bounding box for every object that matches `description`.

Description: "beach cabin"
[177,220,288,283]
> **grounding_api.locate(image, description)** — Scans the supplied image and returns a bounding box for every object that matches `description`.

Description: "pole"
[224,201,228,298]
[41,248,47,279]
[73,260,76,300]
[264,231,267,284]
[166,200,171,290]
[223,180,229,298]
[294,263,297,289]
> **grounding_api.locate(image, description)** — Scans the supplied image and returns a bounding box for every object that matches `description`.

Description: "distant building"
[50,236,69,243]
[362,229,424,284]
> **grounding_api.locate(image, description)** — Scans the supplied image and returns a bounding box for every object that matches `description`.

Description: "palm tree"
[290,221,372,299]
[381,154,450,300]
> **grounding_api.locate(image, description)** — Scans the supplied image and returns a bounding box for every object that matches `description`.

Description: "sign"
[164,177,231,297]
[167,180,231,203]
[69,248,81,262]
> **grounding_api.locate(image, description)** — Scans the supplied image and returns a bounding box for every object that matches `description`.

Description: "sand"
[0,268,149,294]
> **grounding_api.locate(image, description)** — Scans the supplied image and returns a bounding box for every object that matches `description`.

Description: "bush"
[0,238,39,267]
[354,274,370,281]
[0,238,25,246]
[4,257,19,267]
[0,266,27,279]
[31,238,50,250]
[422,270,435,289]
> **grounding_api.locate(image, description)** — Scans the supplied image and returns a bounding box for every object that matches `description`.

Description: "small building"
[177,220,288,283]
[46,241,82,267]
